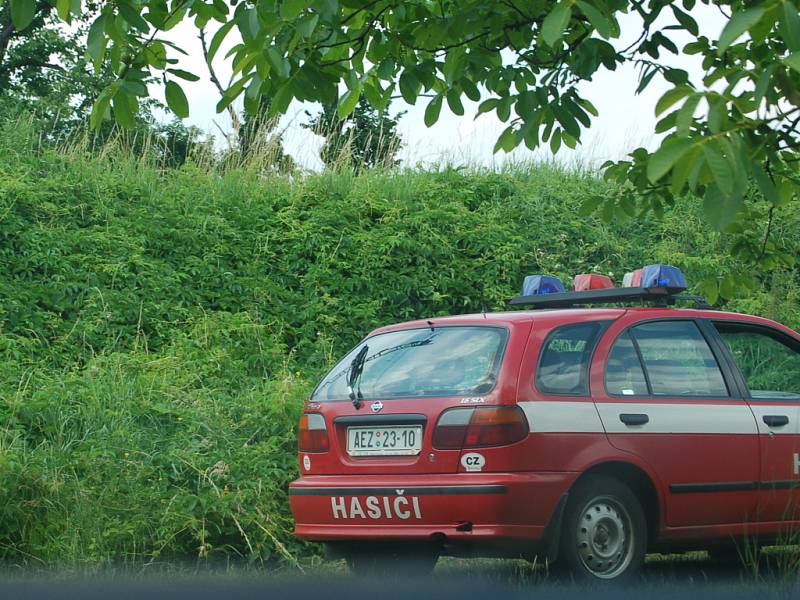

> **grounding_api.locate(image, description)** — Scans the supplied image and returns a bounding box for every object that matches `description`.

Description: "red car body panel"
[290,471,576,543]
[290,306,800,555]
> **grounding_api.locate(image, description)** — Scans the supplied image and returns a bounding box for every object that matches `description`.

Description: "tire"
[341,542,439,578]
[558,475,647,581]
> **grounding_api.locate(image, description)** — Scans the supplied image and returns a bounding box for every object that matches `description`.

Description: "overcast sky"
[154,5,729,170]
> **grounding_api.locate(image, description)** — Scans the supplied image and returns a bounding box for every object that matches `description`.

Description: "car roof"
[369,307,799,339]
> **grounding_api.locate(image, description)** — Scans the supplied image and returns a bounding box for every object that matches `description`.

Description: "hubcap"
[575,497,633,579]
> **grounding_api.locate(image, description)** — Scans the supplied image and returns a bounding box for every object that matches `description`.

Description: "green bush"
[0,312,309,567]
[0,117,798,568]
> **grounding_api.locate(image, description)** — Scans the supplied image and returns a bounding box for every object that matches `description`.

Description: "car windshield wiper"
[347,345,369,409]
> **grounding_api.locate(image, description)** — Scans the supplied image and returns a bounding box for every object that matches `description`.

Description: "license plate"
[346,425,422,456]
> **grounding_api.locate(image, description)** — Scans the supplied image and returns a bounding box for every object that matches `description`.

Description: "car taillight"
[432,406,529,450]
[298,413,329,453]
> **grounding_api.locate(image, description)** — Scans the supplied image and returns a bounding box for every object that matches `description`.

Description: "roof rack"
[506,287,712,310]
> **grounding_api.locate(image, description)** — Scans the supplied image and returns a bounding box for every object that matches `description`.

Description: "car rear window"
[311,326,508,401]
[536,321,607,396]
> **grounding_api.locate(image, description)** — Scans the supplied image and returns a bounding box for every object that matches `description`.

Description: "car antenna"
[480,282,487,318]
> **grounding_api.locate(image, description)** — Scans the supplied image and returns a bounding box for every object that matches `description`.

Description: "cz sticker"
[303,455,311,471]
[461,452,486,472]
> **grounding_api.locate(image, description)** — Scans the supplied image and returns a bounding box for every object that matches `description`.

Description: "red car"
[289,265,800,580]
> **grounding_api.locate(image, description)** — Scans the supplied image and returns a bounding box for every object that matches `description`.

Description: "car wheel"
[342,543,439,578]
[558,475,647,581]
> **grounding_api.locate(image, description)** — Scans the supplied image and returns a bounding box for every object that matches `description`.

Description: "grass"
[1,115,800,573]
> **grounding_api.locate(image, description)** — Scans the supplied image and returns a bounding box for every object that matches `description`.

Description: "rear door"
[592,316,760,527]
[709,319,800,522]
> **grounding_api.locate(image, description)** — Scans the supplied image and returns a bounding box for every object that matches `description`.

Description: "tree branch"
[198,26,240,136]
[118,0,189,81]
[316,4,394,50]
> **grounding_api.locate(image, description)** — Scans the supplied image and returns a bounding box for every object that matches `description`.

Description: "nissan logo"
[370,401,384,413]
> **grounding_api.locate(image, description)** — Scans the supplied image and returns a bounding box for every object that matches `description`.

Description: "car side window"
[713,322,800,401]
[536,321,606,396]
[630,320,729,397]
[605,331,649,396]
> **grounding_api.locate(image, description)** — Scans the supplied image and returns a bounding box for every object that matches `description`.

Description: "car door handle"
[620,413,649,426]
[762,415,789,427]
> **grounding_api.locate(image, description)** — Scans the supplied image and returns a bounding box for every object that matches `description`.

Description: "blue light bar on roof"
[522,275,565,296]
[641,264,687,290]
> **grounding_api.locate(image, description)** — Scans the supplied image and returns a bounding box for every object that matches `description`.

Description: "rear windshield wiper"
[347,345,369,409]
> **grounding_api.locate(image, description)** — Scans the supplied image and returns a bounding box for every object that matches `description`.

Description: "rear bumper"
[289,472,577,546]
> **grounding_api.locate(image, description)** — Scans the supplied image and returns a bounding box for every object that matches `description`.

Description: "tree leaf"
[207,20,236,65]
[266,47,290,78]
[752,163,780,206]
[785,52,800,73]
[493,126,517,153]
[646,137,693,183]
[754,64,777,105]
[113,90,137,128]
[542,3,572,47]
[576,1,611,38]
[217,73,253,113]
[635,65,658,94]
[167,69,201,82]
[670,146,701,193]
[717,7,765,54]
[552,104,580,138]
[460,78,480,102]
[117,1,150,32]
[549,129,562,154]
[578,195,604,216]
[86,14,107,69]
[578,98,598,117]
[296,13,319,37]
[121,79,148,97]
[703,183,742,231]
[280,0,306,20]
[10,0,37,30]
[719,274,737,300]
[424,94,443,127]
[165,81,190,118]
[90,90,112,130]
[56,0,72,22]
[362,81,383,109]
[336,86,361,119]
[497,96,512,122]
[781,0,800,51]
[671,5,699,36]
[269,80,294,115]
[237,7,260,39]
[398,71,419,105]
[477,98,499,116]
[699,277,720,305]
[446,89,464,116]
[703,142,733,195]
[675,94,700,135]
[655,85,693,116]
